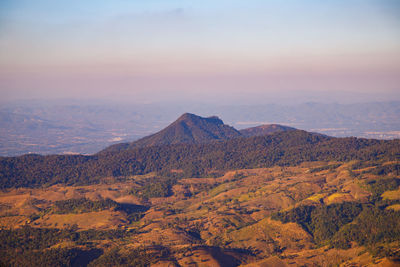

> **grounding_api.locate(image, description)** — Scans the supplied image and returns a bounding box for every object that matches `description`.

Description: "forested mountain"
[102,113,296,153]
[102,113,242,153]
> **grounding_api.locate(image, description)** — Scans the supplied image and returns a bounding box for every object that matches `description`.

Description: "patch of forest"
[0,225,179,267]
[87,246,171,267]
[0,226,132,266]
[129,177,177,199]
[0,225,132,250]
[48,198,147,214]
[2,247,102,267]
[27,198,148,224]
[272,178,400,259]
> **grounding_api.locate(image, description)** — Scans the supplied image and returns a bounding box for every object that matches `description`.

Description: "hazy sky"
[0,0,399,104]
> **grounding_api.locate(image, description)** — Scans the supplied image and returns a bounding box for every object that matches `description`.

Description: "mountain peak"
[176,113,223,125]
[177,113,198,121]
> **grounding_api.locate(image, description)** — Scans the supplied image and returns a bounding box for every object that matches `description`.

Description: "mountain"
[239,124,296,137]
[136,113,242,145]
[102,113,298,153]
[102,113,242,153]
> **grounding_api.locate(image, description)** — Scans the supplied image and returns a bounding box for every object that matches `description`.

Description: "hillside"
[239,124,296,137]
[1,160,399,266]
[103,113,242,153]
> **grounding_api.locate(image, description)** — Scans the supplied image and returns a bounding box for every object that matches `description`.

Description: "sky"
[0,0,399,104]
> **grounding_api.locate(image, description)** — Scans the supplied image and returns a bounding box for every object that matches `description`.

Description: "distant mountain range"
[102,113,295,153]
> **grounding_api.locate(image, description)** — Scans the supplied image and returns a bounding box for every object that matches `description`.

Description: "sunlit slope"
[1,160,399,266]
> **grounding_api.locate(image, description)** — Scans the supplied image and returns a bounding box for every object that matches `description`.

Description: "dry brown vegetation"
[1,160,399,266]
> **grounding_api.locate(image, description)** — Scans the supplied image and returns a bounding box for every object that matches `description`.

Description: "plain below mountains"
[102,113,295,153]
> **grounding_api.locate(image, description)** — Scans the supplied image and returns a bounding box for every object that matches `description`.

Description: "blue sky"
[0,0,399,104]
